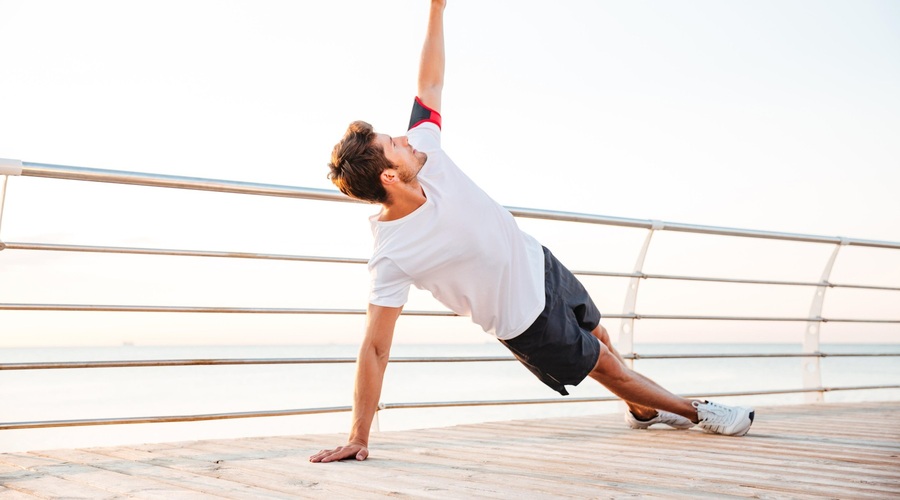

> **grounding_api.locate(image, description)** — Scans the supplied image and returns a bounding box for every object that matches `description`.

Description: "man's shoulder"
[408,121,441,150]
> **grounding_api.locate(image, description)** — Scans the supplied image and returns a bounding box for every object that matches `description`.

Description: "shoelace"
[695,402,730,424]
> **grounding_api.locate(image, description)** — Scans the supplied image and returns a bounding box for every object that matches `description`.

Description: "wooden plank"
[0,487,40,500]
[0,473,118,500]
[59,447,283,499]
[27,448,227,500]
[97,441,369,498]
[0,453,120,499]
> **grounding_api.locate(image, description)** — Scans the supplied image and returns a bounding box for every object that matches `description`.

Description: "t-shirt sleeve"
[368,257,413,307]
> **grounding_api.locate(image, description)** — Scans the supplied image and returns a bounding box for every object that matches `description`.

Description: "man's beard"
[399,152,428,183]
[398,169,417,183]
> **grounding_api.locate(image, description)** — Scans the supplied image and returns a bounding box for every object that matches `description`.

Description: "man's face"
[374,133,426,183]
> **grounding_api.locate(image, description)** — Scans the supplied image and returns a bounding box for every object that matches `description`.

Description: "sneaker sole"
[625,411,695,430]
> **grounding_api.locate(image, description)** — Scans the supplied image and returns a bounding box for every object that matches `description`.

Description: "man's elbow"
[372,343,391,364]
[360,340,392,366]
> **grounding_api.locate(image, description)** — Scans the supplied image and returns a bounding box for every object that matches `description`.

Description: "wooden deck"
[1,401,899,499]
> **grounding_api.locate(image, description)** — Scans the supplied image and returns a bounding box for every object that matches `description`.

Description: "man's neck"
[378,182,427,222]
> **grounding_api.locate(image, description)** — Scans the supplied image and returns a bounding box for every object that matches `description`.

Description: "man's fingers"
[309,447,345,463]
[309,444,368,463]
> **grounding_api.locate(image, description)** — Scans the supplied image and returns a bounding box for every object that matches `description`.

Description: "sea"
[2,343,898,454]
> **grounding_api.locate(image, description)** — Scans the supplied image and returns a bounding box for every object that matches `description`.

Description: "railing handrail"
[2,303,898,324]
[3,350,899,371]
[3,384,898,431]
[14,161,900,250]
[5,241,900,292]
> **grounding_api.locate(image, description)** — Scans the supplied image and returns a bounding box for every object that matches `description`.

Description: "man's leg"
[589,325,663,420]
[588,325,697,422]
[588,324,757,436]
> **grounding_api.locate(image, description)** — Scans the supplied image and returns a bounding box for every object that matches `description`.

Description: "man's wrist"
[349,438,368,448]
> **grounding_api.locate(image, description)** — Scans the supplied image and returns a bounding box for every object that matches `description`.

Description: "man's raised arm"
[417,0,446,114]
[309,304,401,463]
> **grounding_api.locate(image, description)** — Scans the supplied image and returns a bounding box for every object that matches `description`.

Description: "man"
[310,0,754,464]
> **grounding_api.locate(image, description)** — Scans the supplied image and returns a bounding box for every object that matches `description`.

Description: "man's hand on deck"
[309,442,369,463]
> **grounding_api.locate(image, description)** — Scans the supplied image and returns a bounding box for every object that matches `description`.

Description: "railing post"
[373,402,384,432]
[0,159,24,243]
[804,238,848,402]
[0,176,7,245]
[619,221,663,368]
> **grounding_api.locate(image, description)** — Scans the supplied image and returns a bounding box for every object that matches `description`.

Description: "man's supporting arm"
[309,304,401,463]
[417,0,446,114]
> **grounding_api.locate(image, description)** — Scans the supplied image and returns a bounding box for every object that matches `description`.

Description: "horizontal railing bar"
[571,270,643,279]
[21,162,355,204]
[636,314,900,323]
[630,352,900,360]
[0,357,514,370]
[381,385,900,411]
[4,352,899,371]
[574,269,815,286]
[19,162,900,250]
[383,396,621,409]
[0,242,368,265]
[642,274,900,292]
[505,206,900,250]
[0,406,353,430]
[5,384,896,430]
[641,273,818,287]
[6,241,897,293]
[575,270,900,292]
[3,303,897,323]
[828,282,900,292]
[0,304,457,316]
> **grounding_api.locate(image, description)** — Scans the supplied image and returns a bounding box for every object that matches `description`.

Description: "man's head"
[328,120,426,204]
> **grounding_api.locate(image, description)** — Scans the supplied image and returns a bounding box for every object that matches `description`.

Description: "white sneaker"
[693,400,755,436]
[625,410,695,430]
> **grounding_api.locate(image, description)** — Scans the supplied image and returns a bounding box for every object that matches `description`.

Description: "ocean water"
[1,343,898,453]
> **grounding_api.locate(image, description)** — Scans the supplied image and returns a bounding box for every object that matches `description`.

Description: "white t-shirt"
[368,121,545,340]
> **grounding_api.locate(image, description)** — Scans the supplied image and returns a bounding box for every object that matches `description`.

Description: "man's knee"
[590,341,611,374]
[591,324,611,346]
[590,342,628,384]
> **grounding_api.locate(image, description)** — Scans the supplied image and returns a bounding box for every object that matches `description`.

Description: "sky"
[0,0,898,347]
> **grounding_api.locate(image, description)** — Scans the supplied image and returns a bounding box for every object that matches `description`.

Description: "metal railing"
[1,159,899,432]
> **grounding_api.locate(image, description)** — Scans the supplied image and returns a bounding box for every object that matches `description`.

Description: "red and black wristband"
[408,96,442,131]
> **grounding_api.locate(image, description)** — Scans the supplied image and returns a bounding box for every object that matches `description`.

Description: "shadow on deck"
[2,401,899,498]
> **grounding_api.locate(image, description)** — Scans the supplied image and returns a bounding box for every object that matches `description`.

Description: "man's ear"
[380,168,398,186]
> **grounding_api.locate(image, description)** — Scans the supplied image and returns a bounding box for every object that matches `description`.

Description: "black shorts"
[500,247,602,396]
